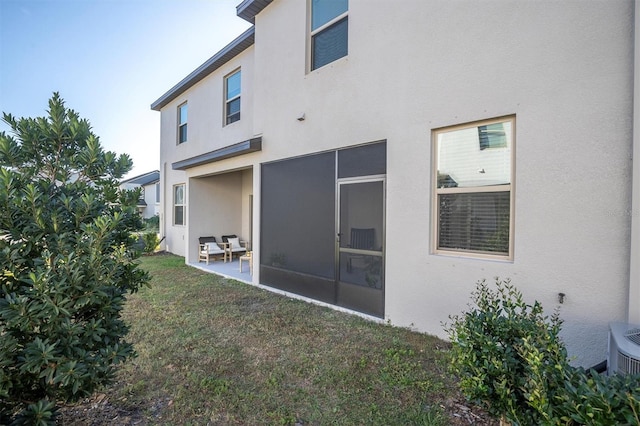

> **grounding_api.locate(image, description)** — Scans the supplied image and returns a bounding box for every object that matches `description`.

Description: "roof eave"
[236,0,273,23]
[172,137,262,170]
[150,26,255,111]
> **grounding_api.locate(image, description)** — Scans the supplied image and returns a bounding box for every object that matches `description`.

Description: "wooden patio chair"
[198,236,227,264]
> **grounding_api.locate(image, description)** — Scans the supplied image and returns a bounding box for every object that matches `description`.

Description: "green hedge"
[445,278,640,426]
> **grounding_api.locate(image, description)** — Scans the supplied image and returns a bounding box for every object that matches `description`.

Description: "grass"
[76,254,474,425]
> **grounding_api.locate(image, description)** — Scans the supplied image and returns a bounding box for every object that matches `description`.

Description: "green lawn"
[61,254,492,425]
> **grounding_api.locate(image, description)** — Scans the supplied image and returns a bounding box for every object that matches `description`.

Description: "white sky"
[0,0,251,179]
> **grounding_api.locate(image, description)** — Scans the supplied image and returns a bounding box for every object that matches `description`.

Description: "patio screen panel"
[261,152,336,279]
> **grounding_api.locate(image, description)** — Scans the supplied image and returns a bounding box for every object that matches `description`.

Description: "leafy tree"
[0,93,150,424]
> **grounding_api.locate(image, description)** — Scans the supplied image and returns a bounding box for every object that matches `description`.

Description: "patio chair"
[221,234,248,261]
[346,228,375,272]
[198,236,227,265]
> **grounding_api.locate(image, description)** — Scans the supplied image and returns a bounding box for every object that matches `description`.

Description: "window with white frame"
[177,103,188,143]
[310,0,348,70]
[433,116,515,259]
[155,183,160,203]
[173,184,185,226]
[225,69,241,125]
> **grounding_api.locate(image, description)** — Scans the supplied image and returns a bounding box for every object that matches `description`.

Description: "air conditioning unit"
[608,322,640,376]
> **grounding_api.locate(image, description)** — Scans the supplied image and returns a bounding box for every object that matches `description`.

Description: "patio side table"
[239,251,253,275]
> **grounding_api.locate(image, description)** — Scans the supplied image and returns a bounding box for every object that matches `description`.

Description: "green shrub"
[142,231,159,254]
[0,93,149,424]
[554,368,640,425]
[444,278,566,425]
[143,215,159,232]
[445,278,640,425]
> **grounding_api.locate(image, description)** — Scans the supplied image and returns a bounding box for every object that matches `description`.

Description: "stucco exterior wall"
[630,0,640,324]
[188,172,243,263]
[159,46,256,259]
[142,182,159,218]
[156,0,634,367]
[249,0,633,366]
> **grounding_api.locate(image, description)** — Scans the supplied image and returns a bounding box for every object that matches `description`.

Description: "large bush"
[445,278,640,425]
[0,93,149,424]
[444,278,567,424]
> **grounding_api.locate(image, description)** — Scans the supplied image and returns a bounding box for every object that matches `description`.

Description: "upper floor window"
[155,183,160,203]
[178,103,188,143]
[433,116,515,260]
[311,0,348,70]
[225,69,241,125]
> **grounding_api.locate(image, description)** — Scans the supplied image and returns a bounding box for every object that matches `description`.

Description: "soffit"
[236,0,273,23]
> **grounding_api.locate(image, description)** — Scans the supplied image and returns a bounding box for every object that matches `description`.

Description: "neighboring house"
[152,0,640,367]
[119,170,160,219]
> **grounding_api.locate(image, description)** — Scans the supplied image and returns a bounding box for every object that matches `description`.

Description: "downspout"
[161,161,168,252]
[630,0,640,324]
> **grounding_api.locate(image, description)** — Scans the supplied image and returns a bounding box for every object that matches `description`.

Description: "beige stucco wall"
[630,0,640,325]
[249,0,634,366]
[188,172,244,263]
[157,0,635,366]
[159,46,256,260]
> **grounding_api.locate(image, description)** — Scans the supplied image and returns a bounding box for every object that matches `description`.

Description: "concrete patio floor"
[189,257,252,284]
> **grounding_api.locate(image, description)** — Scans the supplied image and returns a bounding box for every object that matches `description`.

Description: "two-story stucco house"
[120,170,160,219]
[152,0,640,367]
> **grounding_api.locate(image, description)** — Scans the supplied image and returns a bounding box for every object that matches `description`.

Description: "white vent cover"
[608,322,640,376]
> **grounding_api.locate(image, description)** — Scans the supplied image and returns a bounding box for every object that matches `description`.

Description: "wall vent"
[608,322,640,376]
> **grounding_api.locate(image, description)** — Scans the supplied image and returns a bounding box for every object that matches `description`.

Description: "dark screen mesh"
[338,142,386,178]
[261,152,336,279]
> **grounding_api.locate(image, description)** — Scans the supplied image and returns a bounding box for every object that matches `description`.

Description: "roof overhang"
[236,0,273,23]
[151,27,255,111]
[171,137,262,170]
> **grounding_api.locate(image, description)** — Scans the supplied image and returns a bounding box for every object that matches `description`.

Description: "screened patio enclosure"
[260,141,386,317]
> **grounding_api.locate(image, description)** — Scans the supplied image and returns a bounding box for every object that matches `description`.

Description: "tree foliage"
[0,93,150,424]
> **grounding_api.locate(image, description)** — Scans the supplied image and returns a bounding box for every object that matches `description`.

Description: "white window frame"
[224,69,241,125]
[309,0,348,71]
[173,184,186,226]
[155,183,160,204]
[431,116,515,260]
[177,102,188,144]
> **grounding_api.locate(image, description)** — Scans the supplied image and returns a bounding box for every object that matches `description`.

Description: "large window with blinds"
[310,0,348,70]
[433,116,515,259]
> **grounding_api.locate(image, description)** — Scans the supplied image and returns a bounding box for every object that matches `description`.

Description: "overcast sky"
[0,0,251,179]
